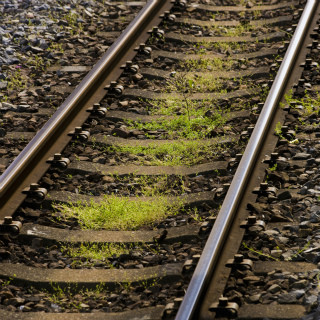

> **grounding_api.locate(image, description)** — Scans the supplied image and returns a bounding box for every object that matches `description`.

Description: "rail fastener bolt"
[199,216,216,236]
[87,103,107,118]
[162,298,183,319]
[307,40,319,49]
[22,183,48,203]
[240,215,266,232]
[209,297,239,318]
[134,43,152,56]
[148,27,165,39]
[0,217,22,236]
[68,127,90,142]
[225,254,253,270]
[228,154,242,170]
[214,183,230,200]
[182,254,201,274]
[120,61,140,74]
[161,11,176,23]
[171,0,186,9]
[104,81,124,97]
[47,153,70,170]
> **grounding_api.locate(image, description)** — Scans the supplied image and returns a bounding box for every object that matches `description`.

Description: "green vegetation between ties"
[60,241,163,266]
[120,174,187,197]
[127,112,227,140]
[207,23,254,37]
[274,121,283,138]
[165,72,233,94]
[61,242,131,261]
[104,37,258,164]
[183,55,235,72]
[4,66,27,91]
[102,139,224,166]
[283,90,320,120]
[127,72,235,139]
[147,97,215,116]
[242,242,279,261]
[56,194,183,230]
[47,282,109,311]
[191,41,249,55]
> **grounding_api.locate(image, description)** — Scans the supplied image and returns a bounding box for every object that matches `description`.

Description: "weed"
[189,207,203,222]
[282,90,320,123]
[131,175,184,196]
[121,281,132,291]
[289,241,311,261]
[208,23,254,37]
[212,41,248,53]
[253,10,261,19]
[47,282,109,311]
[1,277,13,287]
[242,242,279,261]
[274,121,283,138]
[127,72,232,139]
[147,97,211,116]
[183,56,234,72]
[61,242,131,262]
[101,139,224,166]
[128,113,227,139]
[55,194,183,230]
[269,163,277,172]
[165,73,195,121]
[100,173,191,197]
[48,42,64,54]
[50,283,66,305]
[6,66,27,91]
[27,55,51,74]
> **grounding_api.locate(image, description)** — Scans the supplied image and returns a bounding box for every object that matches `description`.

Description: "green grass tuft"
[61,242,131,260]
[57,194,182,230]
[103,139,224,166]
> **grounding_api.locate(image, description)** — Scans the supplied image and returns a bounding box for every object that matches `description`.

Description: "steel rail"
[0,0,172,220]
[175,0,318,319]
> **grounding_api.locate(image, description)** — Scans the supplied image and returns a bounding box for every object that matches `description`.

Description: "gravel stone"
[278,290,305,304]
[267,284,281,294]
[293,153,311,160]
[304,294,318,306]
[277,190,292,200]
[111,126,130,138]
[291,280,309,289]
[247,293,261,303]
[270,250,282,258]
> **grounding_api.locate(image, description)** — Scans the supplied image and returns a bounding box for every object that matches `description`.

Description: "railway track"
[0,0,318,319]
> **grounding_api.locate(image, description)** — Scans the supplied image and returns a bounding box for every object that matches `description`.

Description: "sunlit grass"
[56,194,183,230]
[61,242,131,260]
[102,139,225,166]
